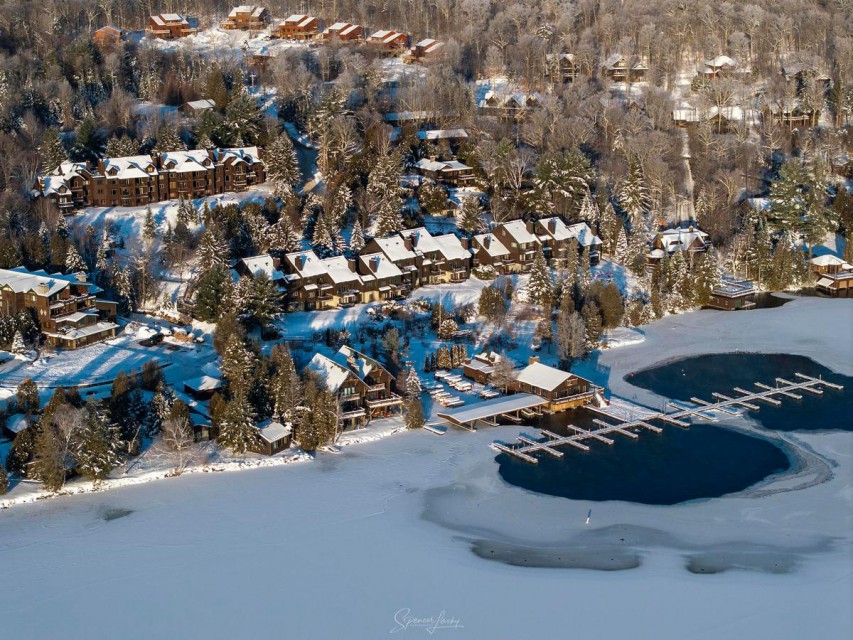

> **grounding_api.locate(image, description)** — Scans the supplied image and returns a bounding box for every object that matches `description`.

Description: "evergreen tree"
[578,190,600,226]
[196,227,230,272]
[72,116,101,161]
[39,128,67,173]
[65,243,87,273]
[768,159,809,239]
[221,335,257,396]
[599,201,621,255]
[311,210,334,255]
[267,216,301,254]
[267,133,300,198]
[153,122,186,153]
[456,196,485,237]
[617,160,650,232]
[438,319,458,340]
[0,461,8,495]
[194,264,233,321]
[405,397,425,430]
[534,148,595,217]
[217,393,260,454]
[10,330,26,355]
[349,218,365,254]
[418,179,448,215]
[270,345,302,421]
[31,424,66,492]
[436,345,452,369]
[222,90,263,146]
[114,265,134,312]
[581,301,602,349]
[423,354,432,373]
[176,197,195,228]
[105,134,138,158]
[368,152,404,236]
[404,367,422,404]
[75,400,122,483]
[246,272,280,326]
[694,251,720,306]
[614,224,629,263]
[143,206,157,245]
[526,246,553,307]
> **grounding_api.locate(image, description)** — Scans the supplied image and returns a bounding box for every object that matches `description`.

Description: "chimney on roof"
[403,236,413,251]
[483,236,491,249]
[548,219,557,233]
[411,232,419,247]
[460,237,469,250]
[370,256,380,272]
[526,220,535,234]
[295,254,305,270]
[529,355,540,365]
[347,258,356,273]
[37,282,49,295]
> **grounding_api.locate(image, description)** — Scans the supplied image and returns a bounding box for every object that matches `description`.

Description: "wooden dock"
[492,373,844,464]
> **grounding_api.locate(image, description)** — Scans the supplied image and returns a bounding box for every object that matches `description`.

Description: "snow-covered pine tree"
[374,196,404,238]
[266,216,301,255]
[618,160,650,233]
[311,209,334,256]
[10,330,26,354]
[534,148,595,217]
[436,344,452,369]
[176,197,195,228]
[367,152,403,236]
[349,218,365,254]
[667,248,689,311]
[247,272,281,326]
[0,461,8,495]
[153,122,186,153]
[694,250,721,306]
[39,128,67,173]
[105,134,138,158]
[405,396,425,430]
[405,367,422,404]
[267,133,300,199]
[114,264,134,312]
[217,393,260,455]
[64,243,87,273]
[768,159,808,240]
[418,179,448,215]
[221,334,258,396]
[75,401,122,483]
[456,196,485,237]
[196,227,229,271]
[326,183,352,227]
[223,90,263,147]
[31,423,66,492]
[526,246,553,307]
[578,190,600,226]
[614,224,629,264]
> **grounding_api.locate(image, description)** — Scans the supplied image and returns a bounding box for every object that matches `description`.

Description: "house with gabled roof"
[275,15,321,40]
[368,29,409,53]
[408,38,444,62]
[253,420,292,455]
[603,53,647,82]
[469,233,511,273]
[220,5,271,30]
[362,235,419,291]
[181,99,216,116]
[306,353,369,429]
[236,254,287,291]
[493,220,541,272]
[511,360,594,411]
[282,251,335,311]
[334,345,403,419]
[147,14,196,39]
[648,225,711,268]
[546,53,577,83]
[535,217,602,266]
[320,256,363,307]
[93,25,126,49]
[357,253,405,301]
[413,157,474,186]
[0,267,118,349]
[322,22,363,41]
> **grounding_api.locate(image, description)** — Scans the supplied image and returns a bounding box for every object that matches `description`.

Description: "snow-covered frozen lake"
[1,297,851,639]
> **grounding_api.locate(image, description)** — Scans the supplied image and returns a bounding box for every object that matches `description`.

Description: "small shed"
[255,420,292,455]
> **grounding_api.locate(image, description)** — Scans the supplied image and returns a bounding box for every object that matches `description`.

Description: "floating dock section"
[436,393,548,430]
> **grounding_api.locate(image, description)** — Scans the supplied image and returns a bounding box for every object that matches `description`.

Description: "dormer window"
[146,165,155,173]
[108,167,118,176]
[203,159,211,166]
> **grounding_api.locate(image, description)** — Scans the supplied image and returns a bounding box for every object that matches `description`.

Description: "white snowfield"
[0,297,850,639]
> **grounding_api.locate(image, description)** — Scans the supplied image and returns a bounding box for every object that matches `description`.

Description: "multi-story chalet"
[811,255,853,297]
[93,25,126,48]
[319,256,363,307]
[398,227,443,284]
[647,226,710,267]
[274,15,321,40]
[147,14,196,39]
[702,55,737,80]
[535,218,602,266]
[469,233,511,273]
[236,254,286,292]
[357,253,405,302]
[413,157,474,186]
[322,22,363,41]
[306,353,369,430]
[282,251,334,311]
[0,267,118,349]
[433,234,471,283]
[477,91,541,119]
[545,53,577,83]
[603,54,647,82]
[368,30,409,53]
[511,361,594,412]
[493,220,541,272]
[362,236,419,291]
[36,148,266,210]
[335,346,403,419]
[408,38,444,61]
[220,5,271,30]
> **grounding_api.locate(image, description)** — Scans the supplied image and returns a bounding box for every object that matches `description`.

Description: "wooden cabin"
[322,22,363,42]
[147,14,196,39]
[546,53,577,83]
[707,278,757,310]
[811,255,853,297]
[220,5,271,31]
[408,38,444,62]
[274,15,320,40]
[335,346,404,419]
[469,233,511,273]
[306,353,369,430]
[511,361,593,412]
[253,420,292,455]
[183,376,224,400]
[413,157,474,186]
[93,25,126,49]
[368,30,409,53]
[603,54,647,82]
[493,221,541,273]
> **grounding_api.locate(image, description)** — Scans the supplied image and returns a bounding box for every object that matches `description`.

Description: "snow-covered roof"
[320,256,361,285]
[42,321,118,341]
[373,235,417,262]
[472,233,510,258]
[370,30,406,44]
[152,14,188,26]
[414,158,472,173]
[399,227,441,255]
[307,353,352,394]
[0,267,73,297]
[414,39,444,54]
[335,345,385,382]
[434,234,470,261]
[229,5,266,18]
[217,147,262,165]
[705,55,736,69]
[160,149,213,173]
[515,362,575,392]
[566,222,602,247]
[604,53,626,69]
[499,220,539,245]
[102,155,158,179]
[436,393,546,425]
[184,99,215,111]
[241,254,284,281]
[284,14,317,27]
[417,129,468,141]
[257,419,292,443]
[811,254,853,269]
[359,253,403,279]
[184,375,223,392]
[657,227,710,253]
[285,251,327,279]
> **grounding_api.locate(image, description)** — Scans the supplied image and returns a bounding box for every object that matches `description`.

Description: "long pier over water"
[491,373,844,464]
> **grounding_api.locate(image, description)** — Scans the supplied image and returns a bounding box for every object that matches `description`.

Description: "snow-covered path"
[0,297,850,640]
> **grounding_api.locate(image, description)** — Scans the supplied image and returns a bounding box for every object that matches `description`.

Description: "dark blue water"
[628,353,852,432]
[496,410,790,505]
